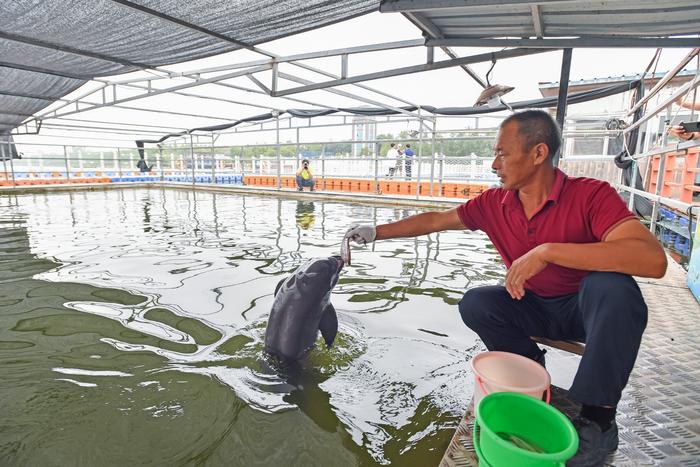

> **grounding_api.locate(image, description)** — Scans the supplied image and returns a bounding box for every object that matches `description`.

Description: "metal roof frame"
[6,0,700,145]
[14,37,440,132]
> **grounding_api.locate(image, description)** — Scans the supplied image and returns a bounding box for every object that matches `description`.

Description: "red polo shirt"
[457,169,636,297]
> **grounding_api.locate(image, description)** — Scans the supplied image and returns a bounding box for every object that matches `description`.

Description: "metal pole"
[1,138,7,188]
[650,153,666,233]
[5,138,15,188]
[38,147,44,177]
[438,153,444,197]
[416,108,424,199]
[116,148,122,179]
[553,48,573,167]
[158,145,164,181]
[627,160,638,212]
[373,144,379,193]
[296,127,300,164]
[210,138,216,183]
[321,152,326,190]
[189,134,195,186]
[429,117,436,197]
[276,113,281,189]
[63,145,71,183]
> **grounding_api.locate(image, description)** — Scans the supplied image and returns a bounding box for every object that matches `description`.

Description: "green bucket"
[473,392,578,467]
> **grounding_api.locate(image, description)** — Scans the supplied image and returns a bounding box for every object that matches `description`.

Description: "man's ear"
[532,142,550,165]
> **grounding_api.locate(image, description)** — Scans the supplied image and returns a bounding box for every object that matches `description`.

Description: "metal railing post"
[649,153,666,233]
[210,140,216,184]
[296,127,300,165]
[415,109,424,199]
[438,153,444,197]
[158,146,164,181]
[373,148,379,193]
[627,160,638,212]
[189,134,195,186]
[429,118,436,197]
[275,112,281,189]
[1,139,8,187]
[63,145,71,183]
[321,152,325,190]
[116,148,122,179]
[5,138,15,188]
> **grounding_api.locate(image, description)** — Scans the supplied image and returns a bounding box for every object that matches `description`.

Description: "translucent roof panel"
[382,0,700,46]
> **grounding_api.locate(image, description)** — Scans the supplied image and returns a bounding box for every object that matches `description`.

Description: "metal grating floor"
[440,259,700,467]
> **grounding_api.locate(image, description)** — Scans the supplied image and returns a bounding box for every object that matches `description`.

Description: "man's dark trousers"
[458,272,647,407]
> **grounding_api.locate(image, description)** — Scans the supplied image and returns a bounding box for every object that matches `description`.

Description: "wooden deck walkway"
[440,259,700,466]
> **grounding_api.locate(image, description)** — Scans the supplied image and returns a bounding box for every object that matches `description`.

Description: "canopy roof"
[3,0,699,139]
[0,0,380,134]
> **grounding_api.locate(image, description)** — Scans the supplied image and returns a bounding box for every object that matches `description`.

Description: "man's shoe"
[297,187,303,191]
[567,417,618,467]
[310,187,315,192]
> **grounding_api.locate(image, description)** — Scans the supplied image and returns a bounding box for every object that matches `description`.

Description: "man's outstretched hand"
[345,225,377,245]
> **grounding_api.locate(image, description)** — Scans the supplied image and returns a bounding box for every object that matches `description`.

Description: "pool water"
[0,188,505,466]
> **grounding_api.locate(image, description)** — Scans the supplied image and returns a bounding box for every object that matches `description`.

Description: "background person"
[668,124,700,142]
[386,143,399,178]
[296,159,315,191]
[136,157,151,173]
[345,110,667,467]
[668,96,700,141]
[403,144,414,179]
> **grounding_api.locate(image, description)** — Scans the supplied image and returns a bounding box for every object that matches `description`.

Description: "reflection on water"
[0,189,504,466]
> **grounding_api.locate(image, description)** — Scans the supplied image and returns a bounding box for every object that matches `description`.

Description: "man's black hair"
[501,110,561,158]
[390,143,395,147]
[405,144,411,148]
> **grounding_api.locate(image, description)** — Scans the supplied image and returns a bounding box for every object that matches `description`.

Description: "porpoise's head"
[286,255,344,302]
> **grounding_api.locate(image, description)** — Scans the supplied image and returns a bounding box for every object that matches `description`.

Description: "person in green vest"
[296,159,315,191]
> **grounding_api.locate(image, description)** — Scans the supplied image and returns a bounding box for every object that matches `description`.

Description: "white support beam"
[531,4,544,38]
[57,117,189,132]
[403,11,487,88]
[246,74,271,94]
[26,64,272,123]
[105,39,427,86]
[289,61,418,107]
[108,104,243,122]
[341,54,348,80]
[276,72,420,118]
[273,48,554,97]
[271,62,278,94]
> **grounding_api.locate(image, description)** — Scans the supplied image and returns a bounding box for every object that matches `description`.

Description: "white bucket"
[470,351,551,411]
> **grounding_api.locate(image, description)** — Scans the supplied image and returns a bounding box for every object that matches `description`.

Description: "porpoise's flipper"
[274,278,286,297]
[319,303,338,348]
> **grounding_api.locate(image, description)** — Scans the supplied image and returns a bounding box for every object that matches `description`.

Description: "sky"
[13,10,698,150]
